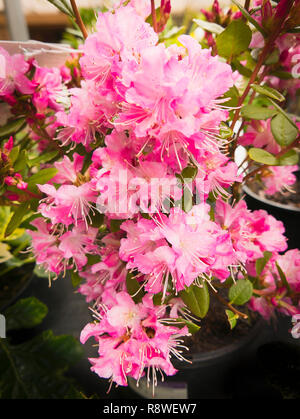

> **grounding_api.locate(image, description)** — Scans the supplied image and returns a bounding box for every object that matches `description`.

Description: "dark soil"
[247,175,300,210]
[185,290,258,353]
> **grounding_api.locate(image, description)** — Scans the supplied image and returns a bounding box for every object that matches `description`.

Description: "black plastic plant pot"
[129,318,263,399]
[244,184,300,250]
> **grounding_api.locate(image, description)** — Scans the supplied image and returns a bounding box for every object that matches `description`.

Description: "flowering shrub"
[0,0,300,392]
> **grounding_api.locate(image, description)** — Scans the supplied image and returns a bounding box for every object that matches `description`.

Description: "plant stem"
[244,0,251,11]
[230,4,293,133]
[212,290,248,319]
[151,0,158,33]
[70,0,88,39]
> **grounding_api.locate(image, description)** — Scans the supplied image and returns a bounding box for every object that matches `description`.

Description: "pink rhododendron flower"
[38,182,97,227]
[32,65,66,112]
[58,223,98,270]
[0,47,36,96]
[80,291,190,386]
[53,153,84,184]
[261,165,298,195]
[118,35,236,143]
[239,119,281,154]
[80,5,157,86]
[56,80,116,147]
[215,199,287,263]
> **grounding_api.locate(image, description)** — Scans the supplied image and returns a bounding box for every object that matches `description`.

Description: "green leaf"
[110,219,124,233]
[9,146,20,165]
[179,281,210,318]
[164,317,201,334]
[248,148,278,165]
[4,202,31,238]
[160,25,186,41]
[232,59,253,78]
[27,151,59,168]
[229,279,253,306]
[126,272,144,303]
[270,70,294,80]
[278,149,299,166]
[267,98,300,130]
[70,271,83,289]
[231,0,268,37]
[222,85,240,108]
[193,18,224,34]
[0,242,12,263]
[46,0,74,17]
[14,150,28,172]
[0,295,85,399]
[219,122,233,139]
[251,84,285,102]
[225,310,238,329]
[0,330,83,399]
[275,262,292,295]
[264,48,280,65]
[5,297,48,331]
[241,104,277,120]
[27,168,58,188]
[256,251,273,276]
[0,118,26,138]
[216,19,252,59]
[33,264,55,279]
[181,165,198,181]
[271,113,299,147]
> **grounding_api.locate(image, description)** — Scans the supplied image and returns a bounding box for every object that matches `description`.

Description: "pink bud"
[4,192,19,201]
[17,181,28,190]
[4,176,16,186]
[4,136,14,153]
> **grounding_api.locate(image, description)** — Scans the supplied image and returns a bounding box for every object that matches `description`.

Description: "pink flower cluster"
[248,249,300,319]
[1,1,299,391]
[80,291,190,386]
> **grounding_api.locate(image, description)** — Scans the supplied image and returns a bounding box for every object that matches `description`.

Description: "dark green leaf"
[270,70,294,80]
[248,148,278,165]
[179,281,210,318]
[71,271,83,288]
[0,330,83,399]
[232,60,253,78]
[110,219,124,233]
[251,84,285,102]
[231,0,267,37]
[216,19,252,59]
[275,262,292,295]
[4,202,31,238]
[27,168,58,188]
[278,149,299,166]
[126,272,144,303]
[181,165,198,181]
[256,251,273,275]
[163,317,201,334]
[5,297,48,331]
[241,104,277,120]
[0,118,26,138]
[27,151,59,168]
[267,98,299,130]
[14,150,28,172]
[264,48,280,65]
[225,309,238,329]
[271,113,299,147]
[9,146,20,165]
[229,279,253,305]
